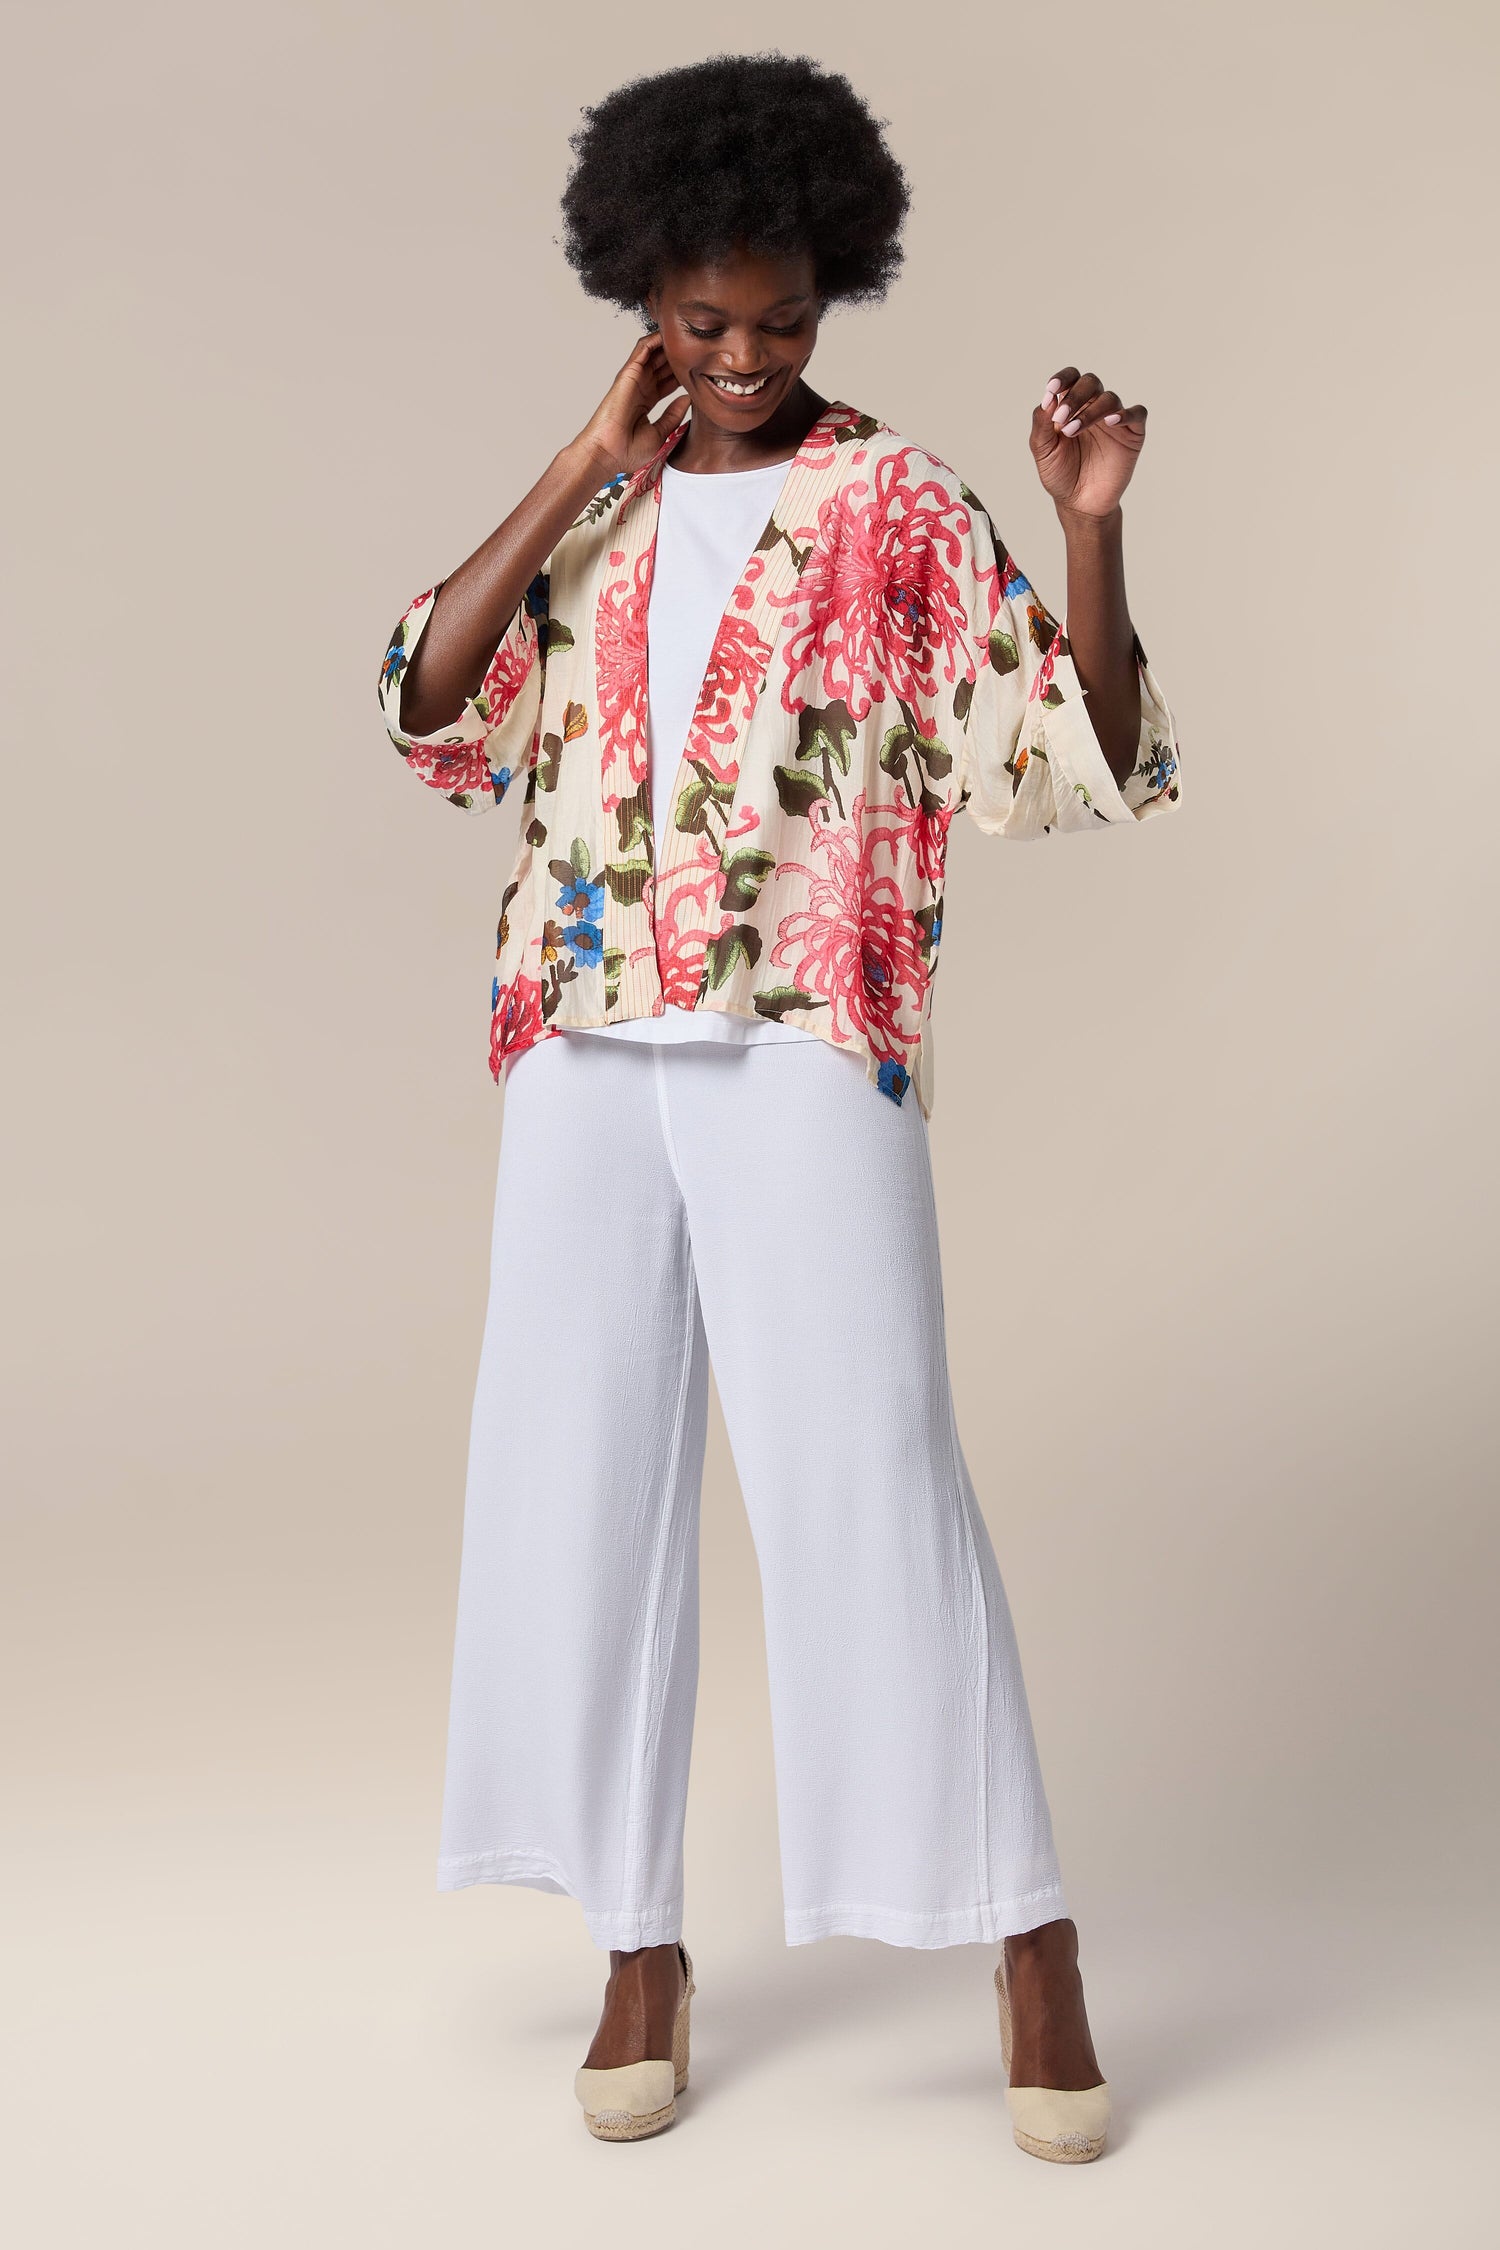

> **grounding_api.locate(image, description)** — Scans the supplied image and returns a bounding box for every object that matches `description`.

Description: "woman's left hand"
[1029,367,1147,519]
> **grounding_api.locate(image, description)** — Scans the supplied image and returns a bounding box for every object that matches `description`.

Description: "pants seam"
[620,1071,697,1912]
[920,1134,993,1915]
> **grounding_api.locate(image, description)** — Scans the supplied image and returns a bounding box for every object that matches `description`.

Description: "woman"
[378,53,1180,2159]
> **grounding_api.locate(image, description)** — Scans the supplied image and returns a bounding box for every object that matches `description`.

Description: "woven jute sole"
[581,1952,695,2143]
[1011,2123,1107,2164]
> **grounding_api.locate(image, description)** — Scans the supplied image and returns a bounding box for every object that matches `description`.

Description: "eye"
[684,324,723,340]
[764,321,805,336]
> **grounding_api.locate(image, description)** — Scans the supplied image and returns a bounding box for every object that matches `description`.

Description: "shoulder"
[832,413,993,521]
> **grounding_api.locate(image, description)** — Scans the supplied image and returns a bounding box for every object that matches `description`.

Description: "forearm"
[1056,504,1141,787]
[400,439,613,736]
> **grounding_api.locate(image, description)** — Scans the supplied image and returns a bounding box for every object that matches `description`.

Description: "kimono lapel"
[611,400,870,897]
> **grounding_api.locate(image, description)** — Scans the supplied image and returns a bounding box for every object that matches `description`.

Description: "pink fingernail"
[1051,406,1069,426]
[1062,418,1081,436]
[1044,377,1061,397]
[1104,412,1122,425]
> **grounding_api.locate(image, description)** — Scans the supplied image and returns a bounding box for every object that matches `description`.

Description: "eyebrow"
[676,294,811,315]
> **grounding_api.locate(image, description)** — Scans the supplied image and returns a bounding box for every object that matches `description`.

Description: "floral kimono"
[377,399,1181,1119]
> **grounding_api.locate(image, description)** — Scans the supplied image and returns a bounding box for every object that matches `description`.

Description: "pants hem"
[782,1883,1068,1949]
[437,1847,684,1950]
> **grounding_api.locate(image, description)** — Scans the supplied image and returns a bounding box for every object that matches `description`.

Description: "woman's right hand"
[573,334,689,479]
[391,338,687,737]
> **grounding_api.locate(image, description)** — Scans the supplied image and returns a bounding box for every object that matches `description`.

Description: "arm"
[399,443,610,738]
[398,334,689,738]
[1057,507,1139,788]
[953,370,1180,840]
[1032,368,1149,789]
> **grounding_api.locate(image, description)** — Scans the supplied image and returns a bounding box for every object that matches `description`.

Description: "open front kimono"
[377,399,1181,1119]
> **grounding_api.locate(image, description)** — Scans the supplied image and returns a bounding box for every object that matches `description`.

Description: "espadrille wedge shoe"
[994,1955,1110,2163]
[574,1944,695,2142]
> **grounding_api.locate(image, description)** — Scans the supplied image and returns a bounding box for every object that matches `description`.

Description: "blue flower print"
[561,920,605,967]
[557,874,606,923]
[877,1058,910,1104]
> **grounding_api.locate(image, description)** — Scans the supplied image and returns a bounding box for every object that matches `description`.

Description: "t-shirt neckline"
[661,455,795,481]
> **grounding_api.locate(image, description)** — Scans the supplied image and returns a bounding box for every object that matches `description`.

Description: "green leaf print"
[752,986,829,1021]
[602,859,652,905]
[879,710,951,808]
[614,778,652,856]
[674,771,736,836]
[773,763,829,818]
[569,836,590,879]
[702,923,763,989]
[988,629,1020,676]
[542,618,575,657]
[536,733,562,793]
[796,700,855,777]
[719,847,776,913]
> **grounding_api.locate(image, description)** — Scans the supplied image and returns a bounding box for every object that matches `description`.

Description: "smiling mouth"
[702,371,774,398]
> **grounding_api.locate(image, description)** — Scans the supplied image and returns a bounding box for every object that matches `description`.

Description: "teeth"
[708,374,769,396]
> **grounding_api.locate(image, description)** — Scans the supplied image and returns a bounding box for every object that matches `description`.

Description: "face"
[645,246,821,436]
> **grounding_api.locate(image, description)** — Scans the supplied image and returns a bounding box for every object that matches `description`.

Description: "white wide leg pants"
[438,1030,1068,1949]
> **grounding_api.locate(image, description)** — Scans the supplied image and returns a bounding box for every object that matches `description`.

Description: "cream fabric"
[378,400,1182,1120]
[1005,2083,1112,2145]
[573,2060,676,2119]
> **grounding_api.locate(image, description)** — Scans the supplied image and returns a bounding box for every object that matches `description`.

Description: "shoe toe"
[1005,2081,1110,2162]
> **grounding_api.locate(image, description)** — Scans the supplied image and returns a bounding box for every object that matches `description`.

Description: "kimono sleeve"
[954,507,1181,840]
[376,569,547,816]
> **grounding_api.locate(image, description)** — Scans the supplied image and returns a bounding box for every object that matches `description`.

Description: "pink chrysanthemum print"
[781,449,978,723]
[402,736,494,796]
[594,547,652,800]
[479,626,538,730]
[652,843,727,1009]
[769,794,930,1062]
[489,972,546,1074]
[684,609,772,787]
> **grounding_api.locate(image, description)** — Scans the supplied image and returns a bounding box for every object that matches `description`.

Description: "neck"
[669,381,829,474]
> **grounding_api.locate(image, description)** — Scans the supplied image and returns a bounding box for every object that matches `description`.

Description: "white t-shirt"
[567,453,807,1048]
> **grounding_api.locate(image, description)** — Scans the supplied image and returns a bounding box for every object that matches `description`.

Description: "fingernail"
[1103,412,1122,425]
[1062,418,1081,436]
[1051,406,1069,426]
[1044,377,1061,397]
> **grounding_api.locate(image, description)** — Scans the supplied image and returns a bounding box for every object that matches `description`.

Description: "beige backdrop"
[5,2,1496,2242]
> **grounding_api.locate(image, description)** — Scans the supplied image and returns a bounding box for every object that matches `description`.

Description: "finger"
[1059,388,1121,438]
[1050,371,1103,432]
[1108,404,1149,439]
[619,334,662,386]
[1042,366,1079,408]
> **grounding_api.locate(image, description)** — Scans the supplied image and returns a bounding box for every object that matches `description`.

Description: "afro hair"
[558,52,910,315]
